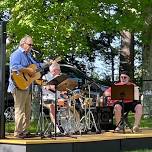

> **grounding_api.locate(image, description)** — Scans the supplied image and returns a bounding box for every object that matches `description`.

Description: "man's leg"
[23,92,32,132]
[114,104,122,126]
[133,104,143,132]
[50,104,55,125]
[13,89,28,136]
[50,104,61,133]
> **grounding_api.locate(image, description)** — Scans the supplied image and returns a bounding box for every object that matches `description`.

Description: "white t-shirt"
[42,72,60,101]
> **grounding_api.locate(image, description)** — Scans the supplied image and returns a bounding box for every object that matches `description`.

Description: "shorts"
[43,99,54,110]
[114,100,141,113]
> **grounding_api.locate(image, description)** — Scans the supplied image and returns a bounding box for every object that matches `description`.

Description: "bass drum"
[57,107,80,134]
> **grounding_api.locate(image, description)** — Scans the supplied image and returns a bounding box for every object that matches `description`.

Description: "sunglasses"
[120,76,127,79]
[26,43,33,47]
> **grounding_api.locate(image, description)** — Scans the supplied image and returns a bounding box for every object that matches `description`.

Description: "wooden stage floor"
[1,128,152,152]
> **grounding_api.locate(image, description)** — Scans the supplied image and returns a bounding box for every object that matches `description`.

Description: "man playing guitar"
[7,35,43,138]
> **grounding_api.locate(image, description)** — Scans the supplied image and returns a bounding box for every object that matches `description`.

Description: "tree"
[0,0,102,59]
[120,31,134,80]
[142,4,152,117]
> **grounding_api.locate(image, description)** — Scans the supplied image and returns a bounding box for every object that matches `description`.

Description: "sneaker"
[114,126,124,133]
[56,127,61,133]
[115,127,121,132]
[23,130,33,137]
[23,130,30,135]
[14,133,27,139]
[133,126,140,133]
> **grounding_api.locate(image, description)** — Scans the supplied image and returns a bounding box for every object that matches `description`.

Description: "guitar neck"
[36,63,50,73]
[35,57,61,73]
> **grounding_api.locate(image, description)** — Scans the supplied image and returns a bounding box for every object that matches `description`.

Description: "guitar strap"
[25,53,35,92]
[26,53,33,65]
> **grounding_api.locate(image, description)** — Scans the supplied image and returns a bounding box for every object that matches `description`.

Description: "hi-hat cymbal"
[57,79,78,91]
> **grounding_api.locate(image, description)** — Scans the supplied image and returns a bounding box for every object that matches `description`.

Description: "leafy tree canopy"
[0,0,151,80]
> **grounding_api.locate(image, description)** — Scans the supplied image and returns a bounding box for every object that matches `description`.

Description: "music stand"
[111,84,134,133]
[46,74,68,138]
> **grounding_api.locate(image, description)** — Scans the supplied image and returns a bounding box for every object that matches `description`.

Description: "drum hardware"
[70,98,81,135]
[57,107,80,137]
[43,74,78,138]
[80,84,99,133]
[60,89,82,135]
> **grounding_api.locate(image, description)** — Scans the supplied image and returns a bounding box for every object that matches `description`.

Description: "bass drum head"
[57,107,80,134]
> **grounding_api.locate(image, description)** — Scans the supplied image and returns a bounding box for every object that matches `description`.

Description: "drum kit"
[35,73,99,138]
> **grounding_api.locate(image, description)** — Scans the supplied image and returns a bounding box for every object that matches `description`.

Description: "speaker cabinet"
[96,106,115,131]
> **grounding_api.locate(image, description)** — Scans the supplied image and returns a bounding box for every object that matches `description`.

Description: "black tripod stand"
[111,84,134,133]
[36,81,49,139]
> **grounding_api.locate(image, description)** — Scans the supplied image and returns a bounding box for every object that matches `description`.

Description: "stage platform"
[1,129,152,152]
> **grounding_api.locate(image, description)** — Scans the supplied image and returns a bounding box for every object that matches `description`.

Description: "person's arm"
[10,51,36,76]
[134,85,140,101]
[43,85,55,92]
[103,87,112,106]
[19,67,35,76]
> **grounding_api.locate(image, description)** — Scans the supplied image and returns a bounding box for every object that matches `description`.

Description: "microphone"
[31,48,41,55]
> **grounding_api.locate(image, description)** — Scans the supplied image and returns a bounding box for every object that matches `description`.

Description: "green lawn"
[5,113,152,133]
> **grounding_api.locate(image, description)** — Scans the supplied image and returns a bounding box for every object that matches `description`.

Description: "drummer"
[42,61,64,133]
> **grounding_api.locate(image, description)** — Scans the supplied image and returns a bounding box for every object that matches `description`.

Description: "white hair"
[19,35,32,46]
[49,63,60,72]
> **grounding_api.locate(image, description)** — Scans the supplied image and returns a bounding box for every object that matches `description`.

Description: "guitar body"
[12,64,41,90]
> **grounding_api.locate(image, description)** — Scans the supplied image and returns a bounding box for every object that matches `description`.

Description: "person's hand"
[44,85,55,91]
[20,67,36,77]
[26,67,35,77]
[104,90,111,97]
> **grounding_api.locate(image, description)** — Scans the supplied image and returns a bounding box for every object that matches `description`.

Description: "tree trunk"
[120,31,134,80]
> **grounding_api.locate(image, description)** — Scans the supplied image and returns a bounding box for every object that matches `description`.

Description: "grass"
[126,113,152,128]
[5,113,152,133]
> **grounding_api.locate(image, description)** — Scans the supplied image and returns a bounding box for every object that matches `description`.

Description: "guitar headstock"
[44,56,62,65]
[54,56,62,63]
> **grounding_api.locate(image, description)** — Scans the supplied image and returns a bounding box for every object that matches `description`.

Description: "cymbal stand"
[80,84,99,133]
[68,90,81,135]
[36,84,49,139]
[53,86,58,139]
[58,90,77,138]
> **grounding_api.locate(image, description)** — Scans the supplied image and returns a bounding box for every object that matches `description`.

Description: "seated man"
[101,71,143,133]
[42,61,64,133]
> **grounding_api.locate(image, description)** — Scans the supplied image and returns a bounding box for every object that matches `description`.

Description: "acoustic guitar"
[11,57,61,90]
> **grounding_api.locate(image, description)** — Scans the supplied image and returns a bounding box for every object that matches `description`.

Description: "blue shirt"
[7,47,42,93]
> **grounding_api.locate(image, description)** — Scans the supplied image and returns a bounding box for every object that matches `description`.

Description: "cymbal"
[57,79,78,91]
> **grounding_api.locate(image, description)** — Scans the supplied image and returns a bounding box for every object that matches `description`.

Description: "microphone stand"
[54,85,58,139]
